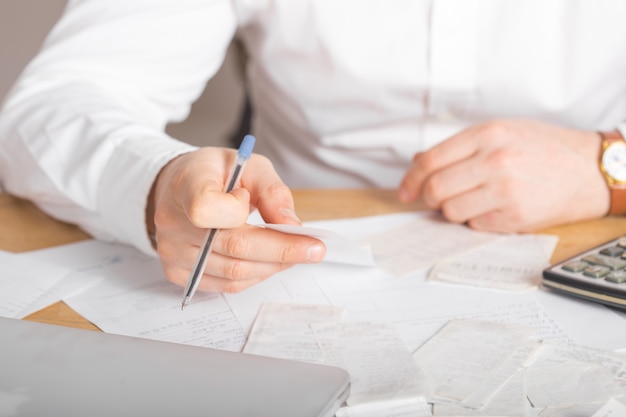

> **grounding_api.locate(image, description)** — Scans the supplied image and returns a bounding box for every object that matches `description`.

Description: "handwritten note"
[428,234,558,290]
[62,244,247,351]
[363,212,501,276]
[412,319,537,405]
[311,321,430,406]
[243,302,345,363]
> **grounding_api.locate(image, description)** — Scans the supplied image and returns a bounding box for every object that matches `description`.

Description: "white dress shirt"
[0,0,625,255]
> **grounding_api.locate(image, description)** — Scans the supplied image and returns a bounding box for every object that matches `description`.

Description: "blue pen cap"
[238,134,256,160]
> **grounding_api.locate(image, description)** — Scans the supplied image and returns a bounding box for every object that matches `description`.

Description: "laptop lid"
[0,317,350,417]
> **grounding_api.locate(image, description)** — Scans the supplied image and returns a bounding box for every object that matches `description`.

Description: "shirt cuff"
[99,134,196,256]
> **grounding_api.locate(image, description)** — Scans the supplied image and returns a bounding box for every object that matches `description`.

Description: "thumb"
[178,149,252,229]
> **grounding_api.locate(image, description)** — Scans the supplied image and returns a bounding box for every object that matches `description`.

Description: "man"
[1,0,625,293]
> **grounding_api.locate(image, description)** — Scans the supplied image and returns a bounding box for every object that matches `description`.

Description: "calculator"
[542,236,626,311]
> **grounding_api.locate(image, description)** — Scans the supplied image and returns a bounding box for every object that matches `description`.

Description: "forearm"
[0,83,195,254]
[0,0,236,253]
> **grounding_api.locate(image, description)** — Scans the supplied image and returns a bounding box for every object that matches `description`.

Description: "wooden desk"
[3,190,626,331]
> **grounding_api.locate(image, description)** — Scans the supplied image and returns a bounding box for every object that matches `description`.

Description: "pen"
[181,134,256,310]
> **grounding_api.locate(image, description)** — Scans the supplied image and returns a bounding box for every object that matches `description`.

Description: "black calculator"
[542,236,626,310]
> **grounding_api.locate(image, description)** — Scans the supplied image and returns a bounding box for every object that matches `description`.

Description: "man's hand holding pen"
[146,143,326,296]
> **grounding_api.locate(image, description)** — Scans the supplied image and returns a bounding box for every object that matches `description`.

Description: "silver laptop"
[0,317,350,417]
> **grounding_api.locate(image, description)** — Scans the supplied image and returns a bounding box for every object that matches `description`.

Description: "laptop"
[0,317,350,417]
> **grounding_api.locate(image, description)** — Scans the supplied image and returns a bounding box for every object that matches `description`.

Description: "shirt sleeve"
[0,0,237,255]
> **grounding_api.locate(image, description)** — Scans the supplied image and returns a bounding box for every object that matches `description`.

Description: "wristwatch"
[599,130,626,215]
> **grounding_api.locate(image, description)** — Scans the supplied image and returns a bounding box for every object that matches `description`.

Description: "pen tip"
[181,301,187,311]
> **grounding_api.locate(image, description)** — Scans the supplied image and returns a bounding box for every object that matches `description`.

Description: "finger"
[196,274,268,293]
[420,152,489,209]
[399,126,482,201]
[201,255,295,291]
[179,150,252,229]
[242,155,301,225]
[161,233,309,293]
[467,210,512,233]
[163,263,281,293]
[439,184,504,225]
[212,225,326,263]
[160,225,326,272]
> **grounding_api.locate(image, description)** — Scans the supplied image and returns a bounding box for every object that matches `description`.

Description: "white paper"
[307,212,426,241]
[364,212,501,276]
[0,250,69,318]
[63,247,247,351]
[538,395,626,417]
[412,319,537,406]
[525,343,626,408]
[590,398,626,417]
[533,289,626,351]
[16,240,121,316]
[243,302,345,363]
[428,234,559,291]
[433,371,531,417]
[260,223,375,266]
[525,362,618,408]
[312,321,430,406]
[336,397,432,417]
[225,252,626,356]
[539,403,605,417]
[12,213,626,413]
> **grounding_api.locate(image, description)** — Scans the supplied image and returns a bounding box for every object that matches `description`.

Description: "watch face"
[603,142,626,182]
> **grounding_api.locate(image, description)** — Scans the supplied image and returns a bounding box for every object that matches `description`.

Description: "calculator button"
[562,261,589,273]
[583,266,611,278]
[581,254,626,271]
[617,238,626,249]
[606,270,626,284]
[600,246,624,257]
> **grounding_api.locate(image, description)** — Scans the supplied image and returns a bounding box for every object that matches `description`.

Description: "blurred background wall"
[0,0,245,148]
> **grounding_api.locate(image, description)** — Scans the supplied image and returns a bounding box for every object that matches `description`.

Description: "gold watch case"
[601,138,626,185]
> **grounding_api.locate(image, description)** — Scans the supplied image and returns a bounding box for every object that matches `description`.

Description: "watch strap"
[600,130,626,215]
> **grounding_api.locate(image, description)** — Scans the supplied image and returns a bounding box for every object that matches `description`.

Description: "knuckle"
[418,152,439,172]
[423,176,445,203]
[495,177,518,202]
[224,258,248,281]
[186,199,206,226]
[263,178,292,204]
[479,120,508,140]
[440,202,466,224]
[278,242,307,263]
[222,232,250,258]
[267,179,290,196]
[504,207,527,229]
[487,148,516,170]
